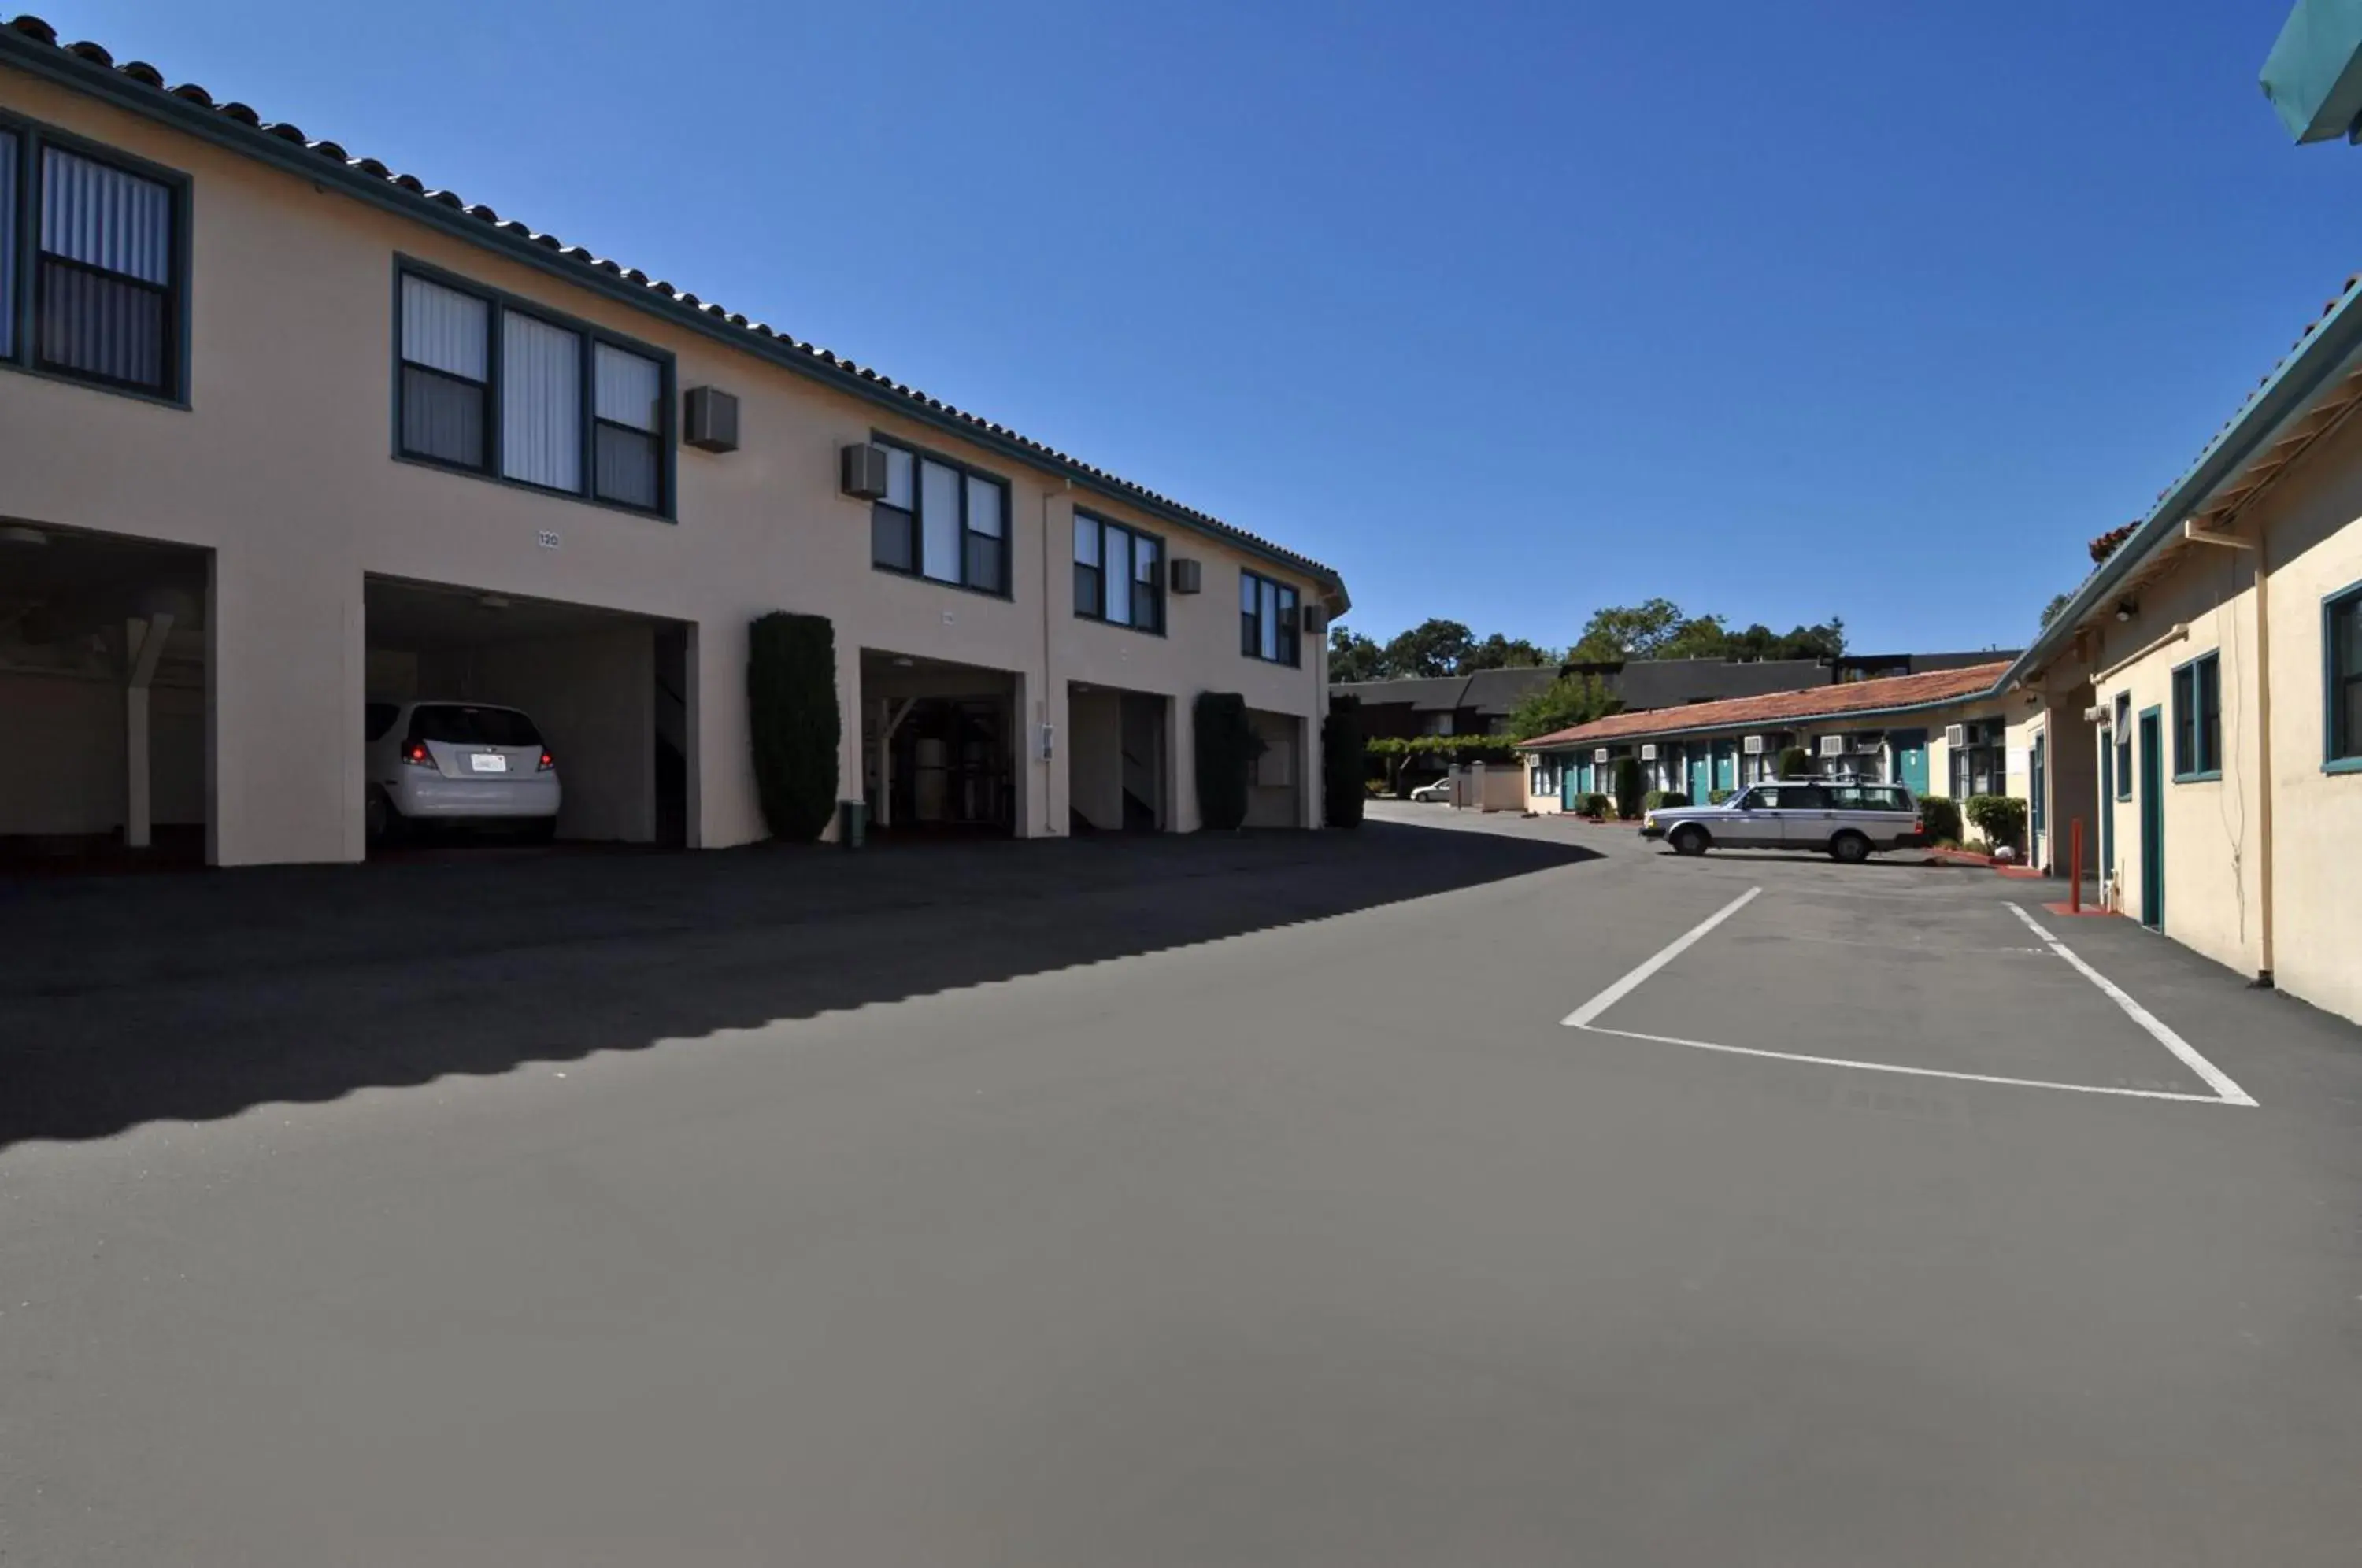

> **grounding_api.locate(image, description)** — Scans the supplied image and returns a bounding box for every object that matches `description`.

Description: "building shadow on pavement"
[0,823,1597,1148]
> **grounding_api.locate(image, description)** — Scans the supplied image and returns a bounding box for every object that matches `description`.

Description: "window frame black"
[2170,649,2223,782]
[0,108,192,409]
[390,257,677,523]
[1240,568,1302,668]
[865,431,1013,599]
[2325,579,2362,775]
[2112,691,2133,799]
[1072,508,1166,635]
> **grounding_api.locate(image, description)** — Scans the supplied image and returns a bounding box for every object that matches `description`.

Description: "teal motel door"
[1889,728,1930,793]
[1712,741,1737,794]
[1689,751,1710,801]
[1560,759,1576,811]
[2138,708,2165,929]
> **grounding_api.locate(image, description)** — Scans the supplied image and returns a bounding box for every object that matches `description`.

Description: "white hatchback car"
[365,701,561,843]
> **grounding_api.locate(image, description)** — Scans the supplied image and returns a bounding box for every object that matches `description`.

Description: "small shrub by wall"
[1580,792,1613,819]
[1777,745,1812,779]
[1642,789,1691,812]
[1965,794,2027,851]
[1322,697,1364,830]
[1708,789,1734,805]
[1194,692,1264,831]
[1917,793,1964,845]
[746,611,841,842]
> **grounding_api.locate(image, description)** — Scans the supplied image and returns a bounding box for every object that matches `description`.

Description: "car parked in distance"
[365,701,561,843]
[1641,780,1923,864]
[1408,778,1453,804]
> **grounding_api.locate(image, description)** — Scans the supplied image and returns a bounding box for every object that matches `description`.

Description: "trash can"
[839,799,868,850]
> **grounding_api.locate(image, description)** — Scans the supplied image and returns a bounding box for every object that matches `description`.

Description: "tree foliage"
[1505,672,1621,741]
[1379,618,1478,679]
[1569,599,1845,663]
[1327,627,1386,682]
[2039,591,2074,629]
[1461,631,1558,671]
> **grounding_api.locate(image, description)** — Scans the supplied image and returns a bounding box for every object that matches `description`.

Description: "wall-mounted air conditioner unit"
[1301,605,1328,634]
[1742,734,1765,755]
[1169,558,1202,594]
[1818,735,1846,757]
[839,442,888,499]
[1594,747,1611,763]
[684,386,739,453]
[1944,723,1968,748]
[1639,743,1657,760]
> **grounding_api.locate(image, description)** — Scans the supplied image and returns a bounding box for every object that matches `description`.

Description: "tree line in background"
[1328,597,1847,683]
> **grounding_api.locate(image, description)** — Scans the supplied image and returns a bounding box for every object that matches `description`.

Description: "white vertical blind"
[40,147,171,281]
[503,312,582,490]
[1105,527,1132,625]
[920,460,961,582]
[1260,580,1280,660]
[964,475,1002,538]
[1074,515,1100,566]
[400,276,487,379]
[883,446,914,508]
[594,342,661,431]
[0,132,14,359]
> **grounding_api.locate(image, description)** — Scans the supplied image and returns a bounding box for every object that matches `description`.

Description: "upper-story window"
[395,265,671,516]
[2171,650,2223,781]
[1073,512,1163,633]
[2330,582,2362,769]
[0,121,187,401]
[1240,570,1301,667]
[869,437,1009,595]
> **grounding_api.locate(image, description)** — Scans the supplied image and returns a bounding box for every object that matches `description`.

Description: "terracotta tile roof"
[0,14,1345,597]
[2086,520,2139,564]
[1516,660,2012,750]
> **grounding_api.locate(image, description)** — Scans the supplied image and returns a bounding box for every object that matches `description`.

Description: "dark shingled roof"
[0,13,1345,600]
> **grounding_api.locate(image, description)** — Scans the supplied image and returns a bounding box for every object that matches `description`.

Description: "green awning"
[2261,0,2362,143]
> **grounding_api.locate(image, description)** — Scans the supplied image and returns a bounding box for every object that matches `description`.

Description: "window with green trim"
[2329,584,2362,766]
[1240,570,1301,667]
[2112,692,2131,797]
[868,436,1009,595]
[2171,651,2221,779]
[1073,512,1163,633]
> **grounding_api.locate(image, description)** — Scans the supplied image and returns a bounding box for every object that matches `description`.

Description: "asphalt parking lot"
[5,807,2362,1565]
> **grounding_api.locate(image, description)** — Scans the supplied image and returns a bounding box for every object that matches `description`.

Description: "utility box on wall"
[683,386,739,453]
[839,442,888,499]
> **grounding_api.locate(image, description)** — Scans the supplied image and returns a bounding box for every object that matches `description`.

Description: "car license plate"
[469,753,509,773]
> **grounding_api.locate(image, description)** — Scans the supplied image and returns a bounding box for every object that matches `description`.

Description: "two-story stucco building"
[0,17,1346,868]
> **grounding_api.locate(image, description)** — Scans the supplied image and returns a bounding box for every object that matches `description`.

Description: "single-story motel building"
[0,18,1344,868]
[1515,660,2034,829]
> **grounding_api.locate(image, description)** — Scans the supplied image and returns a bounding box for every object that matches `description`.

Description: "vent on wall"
[1169,558,1202,594]
[1819,735,1846,757]
[1639,743,1657,760]
[684,386,739,453]
[1944,723,1968,748]
[1742,734,1765,755]
[839,442,887,499]
[1300,605,1328,634]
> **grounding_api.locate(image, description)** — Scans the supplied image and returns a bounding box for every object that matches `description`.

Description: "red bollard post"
[2070,819,2083,913]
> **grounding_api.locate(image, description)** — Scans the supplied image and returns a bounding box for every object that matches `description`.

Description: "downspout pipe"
[2183,523,2273,987]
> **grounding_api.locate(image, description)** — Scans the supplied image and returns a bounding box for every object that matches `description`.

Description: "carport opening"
[1068,682,1168,834]
[0,520,209,871]
[363,576,691,854]
[861,650,1017,839]
[1246,707,1307,828]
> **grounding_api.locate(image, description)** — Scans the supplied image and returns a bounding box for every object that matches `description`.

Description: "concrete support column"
[209,548,360,866]
[1168,690,1198,832]
[122,612,172,849]
[1031,673,1068,838]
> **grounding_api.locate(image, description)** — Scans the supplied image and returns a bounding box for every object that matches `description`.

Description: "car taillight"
[1912,816,1924,834]
[402,741,433,767]
[538,750,555,771]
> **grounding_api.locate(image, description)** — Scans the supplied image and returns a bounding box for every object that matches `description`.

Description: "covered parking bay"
[363,576,692,852]
[0,521,209,870]
[860,650,1019,839]
[1066,682,1170,834]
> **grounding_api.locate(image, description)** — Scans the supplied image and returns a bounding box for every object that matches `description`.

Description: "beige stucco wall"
[0,66,1332,863]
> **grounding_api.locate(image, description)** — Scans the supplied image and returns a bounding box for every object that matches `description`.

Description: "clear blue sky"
[28,1,2360,653]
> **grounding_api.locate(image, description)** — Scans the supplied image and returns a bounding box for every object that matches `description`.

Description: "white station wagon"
[1641,780,1926,864]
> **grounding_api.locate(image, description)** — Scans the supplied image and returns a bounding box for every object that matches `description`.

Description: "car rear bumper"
[388,775,561,820]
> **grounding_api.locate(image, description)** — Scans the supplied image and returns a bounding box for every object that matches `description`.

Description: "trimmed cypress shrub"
[746,611,841,841]
[1612,757,1646,819]
[1194,692,1264,831]
[1917,792,1964,846]
[1322,695,1364,830]
[1777,745,1812,779]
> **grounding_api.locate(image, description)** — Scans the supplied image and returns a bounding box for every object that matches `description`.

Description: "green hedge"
[1708,788,1734,804]
[1642,790,1691,812]
[1777,745,1812,779]
[1322,696,1364,830]
[1577,792,1613,819]
[1917,792,1964,845]
[746,611,842,842]
[1194,692,1264,831]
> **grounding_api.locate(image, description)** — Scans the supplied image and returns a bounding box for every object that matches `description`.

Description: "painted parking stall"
[1564,876,2254,1107]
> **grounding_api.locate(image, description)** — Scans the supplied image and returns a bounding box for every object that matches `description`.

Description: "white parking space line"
[2006,903,2256,1108]
[1561,886,1762,1028]
[1578,1025,2246,1106]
